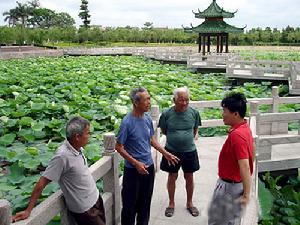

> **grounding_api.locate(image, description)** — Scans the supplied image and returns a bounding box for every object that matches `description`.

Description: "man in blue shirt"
[115,87,179,225]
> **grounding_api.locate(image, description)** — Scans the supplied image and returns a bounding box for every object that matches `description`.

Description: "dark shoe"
[165,207,174,217]
[187,206,200,217]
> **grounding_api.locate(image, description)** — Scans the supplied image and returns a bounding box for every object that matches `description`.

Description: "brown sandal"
[165,207,174,217]
[187,206,200,217]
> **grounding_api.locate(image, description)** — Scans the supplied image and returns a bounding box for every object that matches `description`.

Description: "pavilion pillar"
[202,35,206,55]
[216,35,220,53]
[198,34,201,53]
[220,34,224,53]
[207,35,211,53]
[225,33,229,53]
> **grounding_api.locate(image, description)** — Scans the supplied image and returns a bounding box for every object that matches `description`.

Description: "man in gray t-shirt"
[12,117,106,225]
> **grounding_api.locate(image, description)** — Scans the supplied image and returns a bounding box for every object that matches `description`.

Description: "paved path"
[149,136,226,225]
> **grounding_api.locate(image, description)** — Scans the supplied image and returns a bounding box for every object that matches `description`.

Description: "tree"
[28,8,55,28]
[143,22,153,30]
[3,9,19,27]
[79,0,91,29]
[27,0,40,9]
[15,1,31,27]
[52,12,75,28]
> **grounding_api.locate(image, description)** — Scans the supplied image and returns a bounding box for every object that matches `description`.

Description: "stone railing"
[250,100,300,172]
[0,50,64,60]
[0,133,121,225]
[189,86,298,128]
[187,52,239,69]
[65,47,133,56]
[226,60,292,80]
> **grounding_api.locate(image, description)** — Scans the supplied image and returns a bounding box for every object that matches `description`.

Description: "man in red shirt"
[208,92,254,225]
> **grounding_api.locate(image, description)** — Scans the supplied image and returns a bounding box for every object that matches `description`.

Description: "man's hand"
[163,151,179,166]
[11,176,50,223]
[12,209,30,222]
[239,194,250,205]
[134,161,149,175]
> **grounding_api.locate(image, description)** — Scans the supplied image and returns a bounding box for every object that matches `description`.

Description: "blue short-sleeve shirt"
[117,112,154,168]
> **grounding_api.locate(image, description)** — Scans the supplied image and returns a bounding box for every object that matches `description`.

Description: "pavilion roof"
[184,20,244,34]
[193,0,236,19]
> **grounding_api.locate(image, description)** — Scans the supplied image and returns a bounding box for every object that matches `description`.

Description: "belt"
[221,178,241,184]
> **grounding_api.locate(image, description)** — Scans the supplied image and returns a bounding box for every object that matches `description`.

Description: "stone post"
[271,86,279,113]
[271,86,288,134]
[0,199,11,225]
[250,101,272,160]
[102,133,120,225]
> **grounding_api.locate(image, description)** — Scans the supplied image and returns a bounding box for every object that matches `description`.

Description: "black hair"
[221,92,247,118]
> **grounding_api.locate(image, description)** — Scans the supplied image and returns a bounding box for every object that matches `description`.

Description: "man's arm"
[150,137,179,166]
[12,176,51,222]
[194,128,199,140]
[115,142,149,174]
[238,159,251,205]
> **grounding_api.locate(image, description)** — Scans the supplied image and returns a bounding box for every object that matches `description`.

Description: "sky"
[0,0,299,30]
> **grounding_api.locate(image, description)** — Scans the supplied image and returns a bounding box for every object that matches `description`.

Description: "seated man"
[12,117,106,225]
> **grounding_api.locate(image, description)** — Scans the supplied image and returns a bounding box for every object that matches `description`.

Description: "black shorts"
[160,148,200,173]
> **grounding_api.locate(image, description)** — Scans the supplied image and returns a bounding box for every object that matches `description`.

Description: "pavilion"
[184,0,245,55]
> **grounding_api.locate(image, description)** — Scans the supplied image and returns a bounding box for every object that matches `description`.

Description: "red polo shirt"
[218,120,254,182]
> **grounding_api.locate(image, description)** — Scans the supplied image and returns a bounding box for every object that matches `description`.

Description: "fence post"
[250,101,259,135]
[272,86,279,113]
[271,86,280,135]
[250,101,271,160]
[102,133,120,225]
[0,199,11,225]
[271,86,289,134]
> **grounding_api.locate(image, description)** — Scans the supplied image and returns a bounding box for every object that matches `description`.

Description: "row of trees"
[2,0,75,28]
[1,25,300,46]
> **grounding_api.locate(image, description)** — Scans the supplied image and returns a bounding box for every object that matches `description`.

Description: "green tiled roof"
[193,0,236,18]
[184,20,244,34]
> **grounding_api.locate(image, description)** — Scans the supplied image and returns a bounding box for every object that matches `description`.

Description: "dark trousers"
[71,196,106,225]
[121,164,155,225]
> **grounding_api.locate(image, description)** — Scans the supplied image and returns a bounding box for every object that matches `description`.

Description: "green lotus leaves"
[0,133,16,146]
[18,117,34,126]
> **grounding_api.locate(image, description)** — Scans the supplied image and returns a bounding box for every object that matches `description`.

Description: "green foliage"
[259,172,300,224]
[2,24,300,46]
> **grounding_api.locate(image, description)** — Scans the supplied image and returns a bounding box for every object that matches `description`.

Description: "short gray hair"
[130,87,148,104]
[66,117,90,141]
[173,87,189,100]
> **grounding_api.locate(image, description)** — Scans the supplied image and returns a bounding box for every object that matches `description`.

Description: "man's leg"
[167,173,178,209]
[184,173,194,208]
[160,149,180,217]
[121,167,139,225]
[136,165,155,225]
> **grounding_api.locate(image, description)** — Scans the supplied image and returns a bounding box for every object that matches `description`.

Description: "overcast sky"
[0,0,299,30]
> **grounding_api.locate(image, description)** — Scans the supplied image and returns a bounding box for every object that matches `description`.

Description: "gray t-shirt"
[42,140,99,213]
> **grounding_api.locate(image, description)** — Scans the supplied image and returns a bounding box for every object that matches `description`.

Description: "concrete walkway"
[149,136,226,225]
